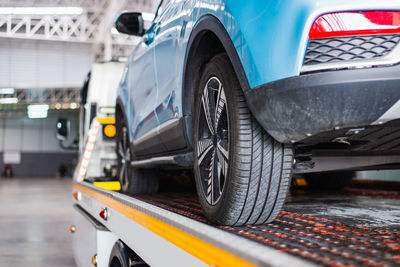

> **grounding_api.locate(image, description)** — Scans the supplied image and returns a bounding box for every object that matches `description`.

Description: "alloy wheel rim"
[117,127,130,191]
[197,76,229,205]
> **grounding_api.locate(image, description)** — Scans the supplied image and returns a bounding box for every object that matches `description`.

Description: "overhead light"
[142,12,155,21]
[70,102,78,109]
[0,97,18,104]
[28,104,49,112]
[0,88,14,95]
[117,56,127,62]
[99,106,115,114]
[27,104,49,119]
[111,27,119,35]
[0,7,83,15]
[28,110,48,119]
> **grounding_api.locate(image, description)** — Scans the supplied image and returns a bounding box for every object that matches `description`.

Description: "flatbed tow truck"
[71,118,400,267]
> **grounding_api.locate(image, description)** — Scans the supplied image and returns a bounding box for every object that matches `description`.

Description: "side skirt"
[132,117,190,157]
[130,152,193,169]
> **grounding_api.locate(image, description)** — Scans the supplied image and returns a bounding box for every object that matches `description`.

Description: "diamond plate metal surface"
[304,34,400,65]
[135,188,400,267]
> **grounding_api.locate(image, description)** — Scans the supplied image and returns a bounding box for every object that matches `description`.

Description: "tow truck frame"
[71,118,311,267]
[71,118,400,267]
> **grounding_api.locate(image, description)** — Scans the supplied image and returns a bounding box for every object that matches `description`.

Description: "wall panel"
[21,118,41,152]
[0,38,93,89]
[4,119,22,151]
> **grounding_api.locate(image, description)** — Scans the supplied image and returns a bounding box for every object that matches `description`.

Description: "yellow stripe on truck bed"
[72,182,257,267]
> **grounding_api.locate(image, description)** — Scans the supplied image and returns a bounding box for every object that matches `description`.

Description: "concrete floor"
[0,177,76,267]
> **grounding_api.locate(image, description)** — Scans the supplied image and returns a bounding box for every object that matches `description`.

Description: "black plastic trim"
[116,96,138,157]
[132,127,166,156]
[157,118,188,151]
[130,152,193,168]
[183,14,250,95]
[182,15,251,148]
[245,64,400,143]
[132,118,189,157]
[115,97,128,128]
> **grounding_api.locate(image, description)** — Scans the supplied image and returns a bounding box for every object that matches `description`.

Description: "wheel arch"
[115,97,127,130]
[108,240,129,267]
[182,15,251,146]
[108,240,145,267]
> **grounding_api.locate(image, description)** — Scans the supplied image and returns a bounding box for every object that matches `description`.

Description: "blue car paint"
[199,0,400,88]
[153,1,185,126]
[119,33,160,144]
[118,0,400,144]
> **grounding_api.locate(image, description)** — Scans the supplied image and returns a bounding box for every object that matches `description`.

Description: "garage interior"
[0,1,152,266]
[0,1,399,267]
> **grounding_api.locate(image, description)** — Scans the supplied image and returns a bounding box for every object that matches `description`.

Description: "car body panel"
[118,41,162,151]
[154,0,185,126]
[194,0,400,88]
[117,0,400,154]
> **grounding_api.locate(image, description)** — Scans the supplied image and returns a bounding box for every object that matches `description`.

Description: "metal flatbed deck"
[72,180,400,267]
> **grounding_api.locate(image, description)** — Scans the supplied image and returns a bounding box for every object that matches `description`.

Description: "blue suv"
[115,0,400,226]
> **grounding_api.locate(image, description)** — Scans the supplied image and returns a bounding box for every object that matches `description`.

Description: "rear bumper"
[245,64,400,143]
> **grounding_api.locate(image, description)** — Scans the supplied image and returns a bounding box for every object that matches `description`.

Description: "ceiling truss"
[1,88,81,104]
[0,0,156,58]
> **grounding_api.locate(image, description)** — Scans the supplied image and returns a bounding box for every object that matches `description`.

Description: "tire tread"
[194,53,293,226]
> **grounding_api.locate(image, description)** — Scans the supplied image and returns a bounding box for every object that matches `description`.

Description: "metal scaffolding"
[0,88,81,104]
[0,0,156,58]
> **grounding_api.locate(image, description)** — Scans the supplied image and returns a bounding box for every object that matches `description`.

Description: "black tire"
[304,171,355,190]
[109,240,147,267]
[193,54,293,226]
[116,119,159,194]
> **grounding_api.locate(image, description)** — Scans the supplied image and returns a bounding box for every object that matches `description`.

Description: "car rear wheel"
[193,53,294,226]
[116,120,159,194]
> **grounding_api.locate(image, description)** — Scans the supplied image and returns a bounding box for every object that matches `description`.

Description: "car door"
[153,0,187,151]
[127,23,165,156]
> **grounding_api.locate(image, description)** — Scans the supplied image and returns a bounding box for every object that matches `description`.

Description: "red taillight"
[99,208,108,220]
[309,11,400,39]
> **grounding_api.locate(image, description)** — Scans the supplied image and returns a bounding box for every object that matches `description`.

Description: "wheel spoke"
[122,128,128,152]
[214,160,223,197]
[197,77,228,205]
[216,141,229,178]
[202,86,215,135]
[119,163,125,183]
[125,147,131,161]
[123,166,129,187]
[197,139,213,165]
[206,150,215,204]
[118,127,131,191]
[117,143,124,157]
[214,84,226,131]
